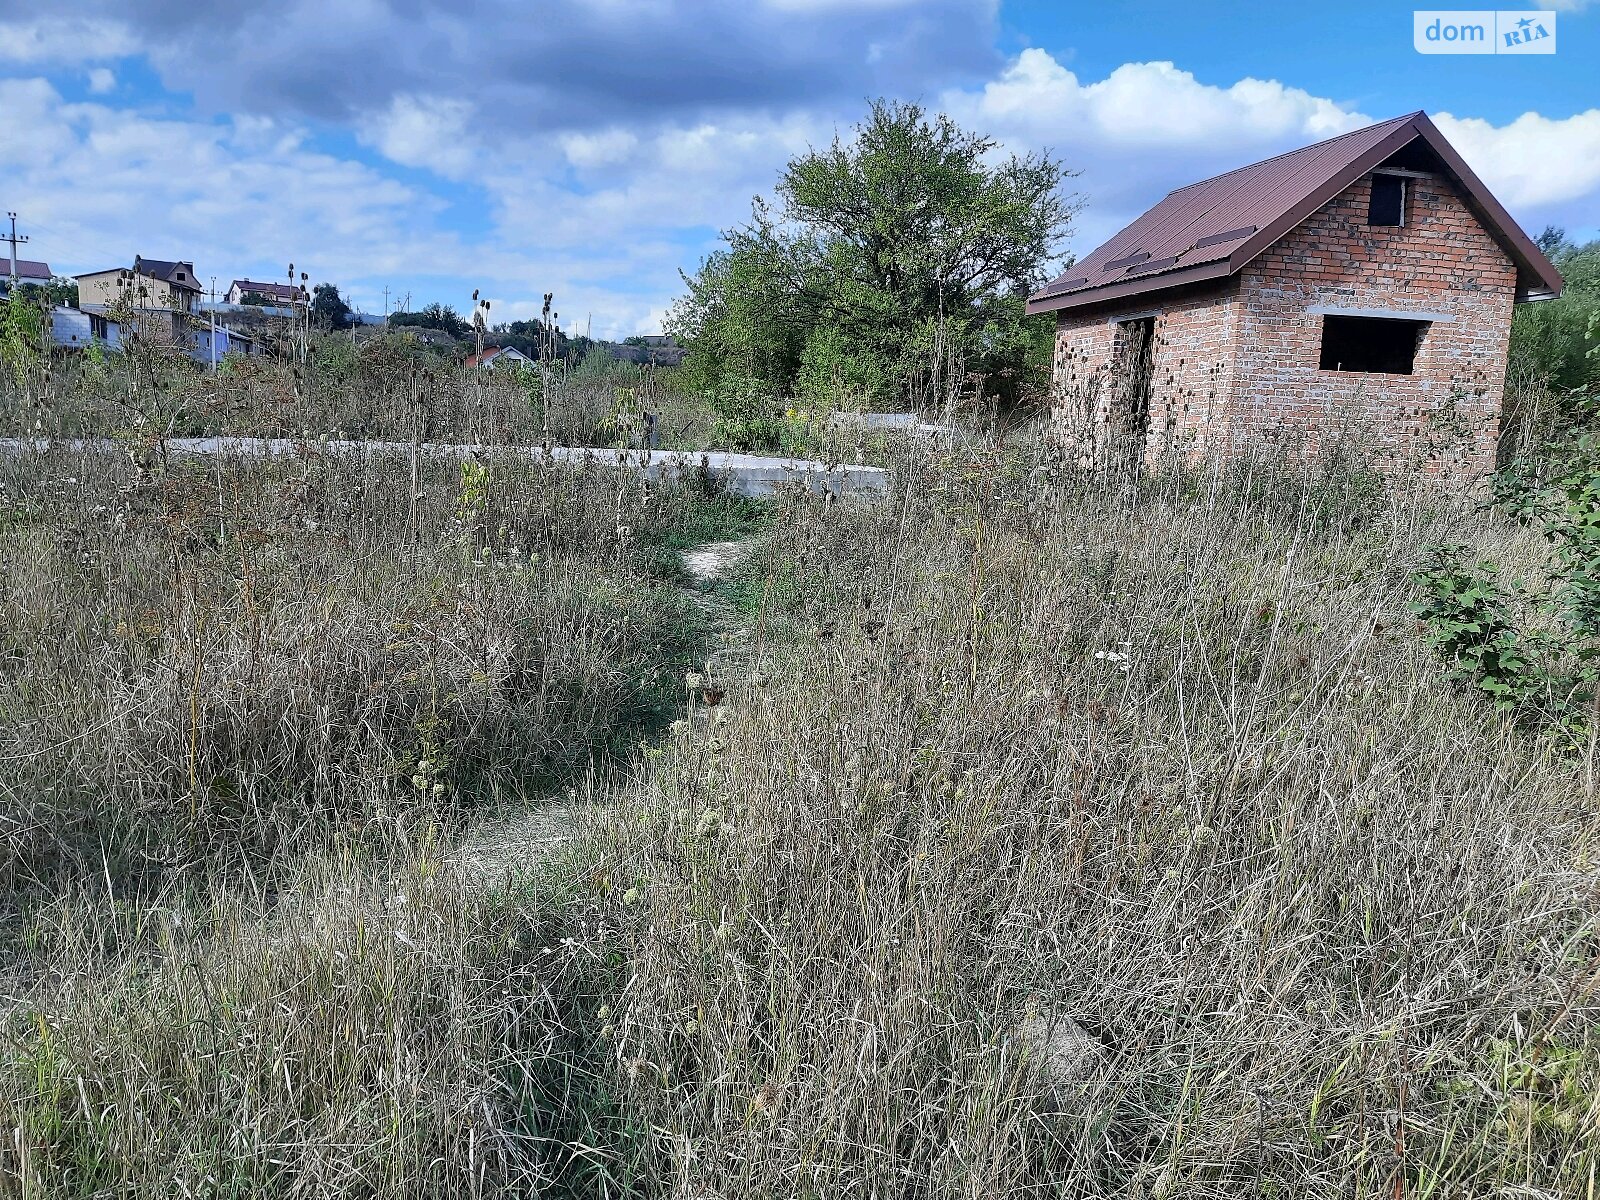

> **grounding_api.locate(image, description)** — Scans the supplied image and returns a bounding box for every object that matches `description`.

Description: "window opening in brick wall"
[1318,315,1427,374]
[1368,174,1406,227]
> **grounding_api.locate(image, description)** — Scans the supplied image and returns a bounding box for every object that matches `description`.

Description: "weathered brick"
[1051,174,1517,477]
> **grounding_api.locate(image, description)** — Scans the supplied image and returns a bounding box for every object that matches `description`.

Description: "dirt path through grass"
[453,534,754,885]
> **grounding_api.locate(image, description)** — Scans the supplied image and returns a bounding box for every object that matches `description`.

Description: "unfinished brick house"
[1028,112,1563,475]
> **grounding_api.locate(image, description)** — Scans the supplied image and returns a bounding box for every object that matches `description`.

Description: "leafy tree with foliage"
[390,302,471,339]
[670,100,1076,411]
[1511,227,1600,392]
[15,276,79,310]
[310,282,354,331]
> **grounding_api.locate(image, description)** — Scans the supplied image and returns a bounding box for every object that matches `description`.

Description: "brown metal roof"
[1028,111,1563,316]
[5,259,53,281]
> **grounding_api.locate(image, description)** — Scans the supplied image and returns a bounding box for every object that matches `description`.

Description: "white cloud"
[1435,110,1600,209]
[0,74,744,340]
[357,94,476,178]
[47,0,999,141]
[559,129,640,170]
[936,50,1374,261]
[0,17,138,64]
[944,51,1367,150]
[86,67,115,94]
[0,78,429,286]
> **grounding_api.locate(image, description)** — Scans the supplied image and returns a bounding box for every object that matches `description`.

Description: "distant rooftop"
[231,279,308,302]
[5,259,53,282]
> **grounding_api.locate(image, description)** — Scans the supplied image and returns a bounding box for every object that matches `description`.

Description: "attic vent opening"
[1368,174,1406,227]
[1318,315,1427,374]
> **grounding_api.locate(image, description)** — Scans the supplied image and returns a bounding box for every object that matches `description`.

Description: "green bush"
[1415,431,1600,735]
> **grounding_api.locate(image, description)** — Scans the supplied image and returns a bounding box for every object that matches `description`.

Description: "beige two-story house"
[76,256,202,314]
[76,256,203,345]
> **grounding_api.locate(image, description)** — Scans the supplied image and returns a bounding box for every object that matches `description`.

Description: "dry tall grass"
[4,428,1597,1197]
[0,440,757,926]
[579,448,1599,1196]
[9,339,697,449]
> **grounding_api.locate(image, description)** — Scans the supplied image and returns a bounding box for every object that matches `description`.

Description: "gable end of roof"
[1028,112,1562,317]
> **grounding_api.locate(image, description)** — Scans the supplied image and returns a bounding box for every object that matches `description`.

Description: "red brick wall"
[1231,173,1517,475]
[1051,171,1519,476]
[1051,282,1240,465]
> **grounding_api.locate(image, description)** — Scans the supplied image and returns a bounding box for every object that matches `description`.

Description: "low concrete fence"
[0,436,891,500]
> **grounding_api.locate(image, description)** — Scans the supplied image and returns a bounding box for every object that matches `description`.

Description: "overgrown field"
[3,432,1597,1197]
[0,330,932,462]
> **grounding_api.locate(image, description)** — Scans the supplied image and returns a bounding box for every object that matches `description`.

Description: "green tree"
[670,100,1076,410]
[1511,230,1600,393]
[16,276,79,310]
[310,282,354,331]
[390,302,470,339]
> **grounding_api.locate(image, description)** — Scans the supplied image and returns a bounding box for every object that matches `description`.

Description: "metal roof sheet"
[5,259,53,281]
[1029,112,1563,314]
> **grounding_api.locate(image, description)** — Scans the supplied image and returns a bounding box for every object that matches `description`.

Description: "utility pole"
[383,285,390,316]
[209,275,218,371]
[4,212,29,283]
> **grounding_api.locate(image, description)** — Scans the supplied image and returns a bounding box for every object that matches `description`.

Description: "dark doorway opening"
[1110,316,1155,467]
[1318,315,1426,374]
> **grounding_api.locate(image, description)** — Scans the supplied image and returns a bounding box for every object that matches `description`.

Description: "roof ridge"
[1029,107,1562,316]
[1165,112,1420,196]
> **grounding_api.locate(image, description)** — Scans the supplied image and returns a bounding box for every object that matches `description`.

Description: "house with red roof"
[0,258,54,296]
[1029,112,1563,477]
[465,345,533,370]
[225,279,309,307]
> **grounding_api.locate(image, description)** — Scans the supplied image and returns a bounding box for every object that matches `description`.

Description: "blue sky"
[2,1,1595,339]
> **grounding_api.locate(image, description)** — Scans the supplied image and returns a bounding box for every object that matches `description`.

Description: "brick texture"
[1051,172,1518,476]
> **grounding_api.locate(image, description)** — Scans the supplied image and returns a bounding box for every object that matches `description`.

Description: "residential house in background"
[74,256,259,364]
[465,345,533,370]
[1029,111,1562,478]
[76,256,203,347]
[226,279,308,307]
[192,322,265,363]
[50,306,94,350]
[77,257,202,313]
[0,258,53,297]
[46,306,124,353]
